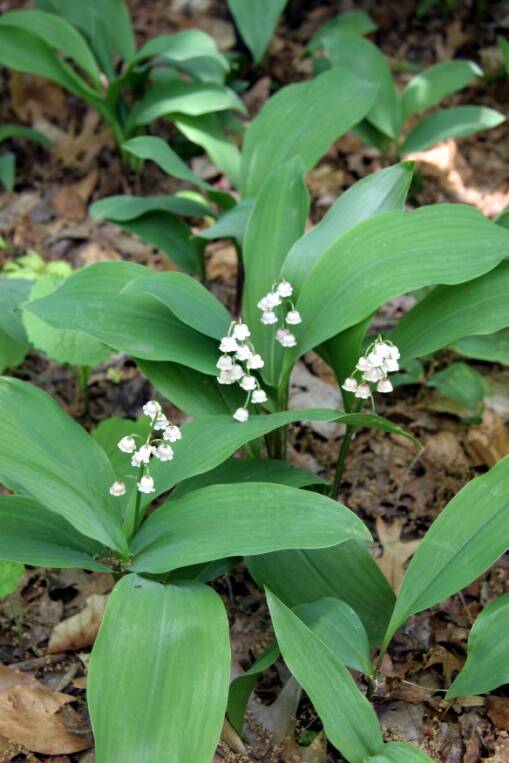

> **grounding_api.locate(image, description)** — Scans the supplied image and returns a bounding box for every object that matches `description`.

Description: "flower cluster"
[217,320,267,423]
[342,338,400,401]
[109,400,182,497]
[257,280,301,348]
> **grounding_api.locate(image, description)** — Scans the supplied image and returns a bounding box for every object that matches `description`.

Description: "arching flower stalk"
[217,320,268,423]
[341,338,400,407]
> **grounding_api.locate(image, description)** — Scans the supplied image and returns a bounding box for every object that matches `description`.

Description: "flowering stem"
[234,242,244,316]
[331,400,362,500]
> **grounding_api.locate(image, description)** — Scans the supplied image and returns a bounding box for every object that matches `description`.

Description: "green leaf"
[401,60,481,120]
[392,262,509,362]
[227,0,287,63]
[291,205,509,359]
[0,377,126,553]
[0,561,24,599]
[122,271,231,340]
[128,81,245,128]
[384,457,509,647]
[0,495,110,571]
[295,597,373,675]
[364,741,433,762]
[90,194,212,221]
[267,591,383,762]
[23,274,111,366]
[0,152,16,192]
[131,482,371,574]
[172,457,327,499]
[122,136,210,190]
[452,330,509,365]
[24,262,218,372]
[447,593,509,698]
[428,362,488,413]
[307,10,377,53]
[0,10,102,88]
[242,157,309,384]
[0,278,31,350]
[240,67,378,197]
[138,359,244,416]
[248,540,395,647]
[92,416,150,478]
[283,163,413,292]
[88,575,230,763]
[498,35,509,76]
[0,123,50,145]
[0,326,28,372]
[401,106,505,154]
[322,32,401,139]
[134,29,228,74]
[199,199,253,243]
[173,113,242,187]
[228,640,279,734]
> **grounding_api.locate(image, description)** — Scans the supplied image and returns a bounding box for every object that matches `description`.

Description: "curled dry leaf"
[48,594,108,654]
[375,517,421,593]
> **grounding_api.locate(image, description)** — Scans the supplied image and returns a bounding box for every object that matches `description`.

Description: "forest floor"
[0,0,509,761]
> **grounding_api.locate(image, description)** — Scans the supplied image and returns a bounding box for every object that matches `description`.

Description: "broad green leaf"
[0,27,95,100]
[307,10,377,52]
[138,359,244,416]
[199,199,254,243]
[172,457,327,499]
[122,271,231,340]
[240,67,378,197]
[131,482,371,573]
[393,262,509,362]
[452,330,509,365]
[291,205,509,360]
[447,593,509,698]
[401,60,481,119]
[23,274,111,366]
[173,113,242,187]
[283,163,413,292]
[248,540,395,647]
[0,495,110,571]
[24,262,218,372]
[0,377,126,553]
[143,409,419,504]
[384,457,509,647]
[428,362,488,415]
[352,119,391,153]
[401,106,505,154]
[364,741,433,762]
[498,35,509,75]
[227,0,287,63]
[0,10,102,88]
[128,81,245,128]
[0,152,15,192]
[267,591,383,762]
[323,32,401,139]
[88,575,230,763]
[134,29,228,72]
[228,640,279,734]
[295,597,373,675]
[0,561,24,598]
[0,123,50,145]
[243,157,309,384]
[0,278,31,344]
[0,327,28,373]
[90,194,212,221]
[122,136,210,190]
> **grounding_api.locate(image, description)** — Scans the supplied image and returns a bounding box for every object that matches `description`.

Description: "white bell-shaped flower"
[383,357,399,373]
[143,400,161,419]
[261,311,278,325]
[285,310,302,325]
[235,345,252,361]
[276,328,297,348]
[109,480,126,497]
[137,475,155,494]
[277,280,293,298]
[232,323,250,341]
[117,435,136,453]
[240,375,257,391]
[163,425,182,442]
[363,366,385,383]
[377,379,393,393]
[153,414,169,431]
[219,336,238,353]
[217,354,233,370]
[356,356,371,372]
[354,384,371,400]
[264,291,282,308]
[247,353,264,369]
[251,389,268,404]
[342,377,358,393]
[154,443,174,461]
[233,407,249,422]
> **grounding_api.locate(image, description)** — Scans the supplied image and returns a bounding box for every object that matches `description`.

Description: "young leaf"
[401,60,481,120]
[392,261,509,362]
[0,561,24,599]
[267,590,384,762]
[248,541,395,647]
[295,597,373,675]
[0,377,126,553]
[291,205,509,359]
[198,199,254,244]
[24,262,218,373]
[322,32,401,139]
[384,457,509,647]
[227,0,287,63]
[131,482,371,573]
[307,10,377,53]
[88,575,230,763]
[0,495,111,571]
[90,194,212,221]
[240,67,378,197]
[122,135,211,190]
[401,105,505,154]
[447,593,509,698]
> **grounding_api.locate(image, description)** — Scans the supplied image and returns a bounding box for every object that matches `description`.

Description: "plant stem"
[234,242,244,316]
[76,365,91,415]
[331,399,362,499]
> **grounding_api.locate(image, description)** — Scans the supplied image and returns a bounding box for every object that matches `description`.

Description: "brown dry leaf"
[423,645,463,686]
[52,111,114,169]
[466,408,509,467]
[375,517,421,592]
[423,431,470,472]
[0,665,39,693]
[487,697,509,732]
[9,72,68,123]
[48,594,108,654]
[52,169,98,221]
[0,685,90,754]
